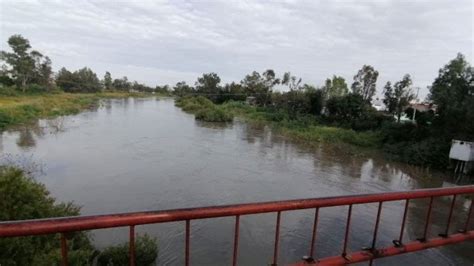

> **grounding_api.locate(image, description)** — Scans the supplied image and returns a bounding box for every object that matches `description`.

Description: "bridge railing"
[1,186,473,265]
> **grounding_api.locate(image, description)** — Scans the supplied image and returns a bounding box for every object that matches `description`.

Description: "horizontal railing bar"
[290,230,474,265]
[1,186,473,238]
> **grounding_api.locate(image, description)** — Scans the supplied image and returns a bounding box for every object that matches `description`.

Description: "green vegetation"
[173,54,473,171]
[0,92,149,130]
[0,165,95,265]
[0,164,158,265]
[176,96,233,122]
[97,234,158,266]
[0,34,169,130]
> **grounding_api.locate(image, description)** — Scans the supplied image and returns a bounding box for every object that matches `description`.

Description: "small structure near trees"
[449,140,474,182]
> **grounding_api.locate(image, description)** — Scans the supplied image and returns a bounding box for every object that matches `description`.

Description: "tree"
[351,65,379,103]
[112,76,131,91]
[1,35,42,92]
[104,71,112,90]
[241,70,278,106]
[382,81,396,114]
[34,56,53,89]
[56,67,102,93]
[326,93,366,121]
[220,82,246,102]
[304,85,325,115]
[195,73,221,102]
[429,53,474,139]
[281,72,302,91]
[156,84,171,94]
[392,74,414,123]
[322,75,348,98]
[55,67,75,91]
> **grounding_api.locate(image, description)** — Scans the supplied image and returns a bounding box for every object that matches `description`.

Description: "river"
[1,97,472,265]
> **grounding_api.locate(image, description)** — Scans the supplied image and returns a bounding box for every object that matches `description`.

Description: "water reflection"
[0,98,472,265]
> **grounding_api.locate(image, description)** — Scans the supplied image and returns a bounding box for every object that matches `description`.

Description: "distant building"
[409,101,437,113]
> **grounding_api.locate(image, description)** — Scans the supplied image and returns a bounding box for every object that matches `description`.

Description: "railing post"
[129,225,135,266]
[272,211,282,266]
[309,208,319,259]
[232,215,240,266]
[60,233,68,266]
[419,197,434,242]
[462,199,473,233]
[369,202,383,266]
[440,195,457,237]
[394,199,410,247]
[342,204,353,257]
[185,220,190,266]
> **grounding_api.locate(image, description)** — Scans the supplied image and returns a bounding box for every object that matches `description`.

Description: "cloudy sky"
[1,0,472,98]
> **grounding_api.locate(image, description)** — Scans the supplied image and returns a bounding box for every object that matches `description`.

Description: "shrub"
[26,84,49,94]
[0,86,19,96]
[97,234,158,266]
[176,96,234,122]
[383,137,450,168]
[0,165,95,265]
[0,110,14,129]
[195,107,233,122]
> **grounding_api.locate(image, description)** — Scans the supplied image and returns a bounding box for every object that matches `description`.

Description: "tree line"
[0,35,168,94]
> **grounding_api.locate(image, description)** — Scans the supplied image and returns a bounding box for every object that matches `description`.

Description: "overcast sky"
[1,0,472,98]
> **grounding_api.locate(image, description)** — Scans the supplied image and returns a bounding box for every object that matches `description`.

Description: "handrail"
[1,186,473,237]
[1,185,473,266]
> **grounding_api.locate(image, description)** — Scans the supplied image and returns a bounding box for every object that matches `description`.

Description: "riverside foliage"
[0,164,159,265]
[173,54,473,171]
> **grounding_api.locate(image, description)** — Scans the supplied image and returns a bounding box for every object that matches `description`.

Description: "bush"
[195,107,233,122]
[176,96,234,122]
[97,234,158,266]
[352,110,393,131]
[0,165,95,265]
[0,110,14,129]
[383,137,450,168]
[26,84,49,94]
[0,86,19,96]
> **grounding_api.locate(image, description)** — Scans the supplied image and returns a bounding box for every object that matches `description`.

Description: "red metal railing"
[1,186,473,265]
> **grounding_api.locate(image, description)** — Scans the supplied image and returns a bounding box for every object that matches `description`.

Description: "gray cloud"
[1,0,472,98]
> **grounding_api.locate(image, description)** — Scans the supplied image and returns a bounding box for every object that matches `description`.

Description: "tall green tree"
[382,81,396,114]
[112,76,131,91]
[195,73,221,102]
[429,53,474,139]
[0,35,52,91]
[392,74,414,123]
[56,67,102,93]
[241,70,279,106]
[173,81,193,96]
[104,71,112,90]
[55,67,75,91]
[351,65,379,103]
[322,75,348,98]
[281,72,302,91]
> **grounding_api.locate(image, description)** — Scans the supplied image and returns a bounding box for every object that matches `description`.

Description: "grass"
[175,96,233,122]
[0,91,152,130]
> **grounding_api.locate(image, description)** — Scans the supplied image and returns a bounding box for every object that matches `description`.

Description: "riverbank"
[176,97,381,151]
[0,92,153,130]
